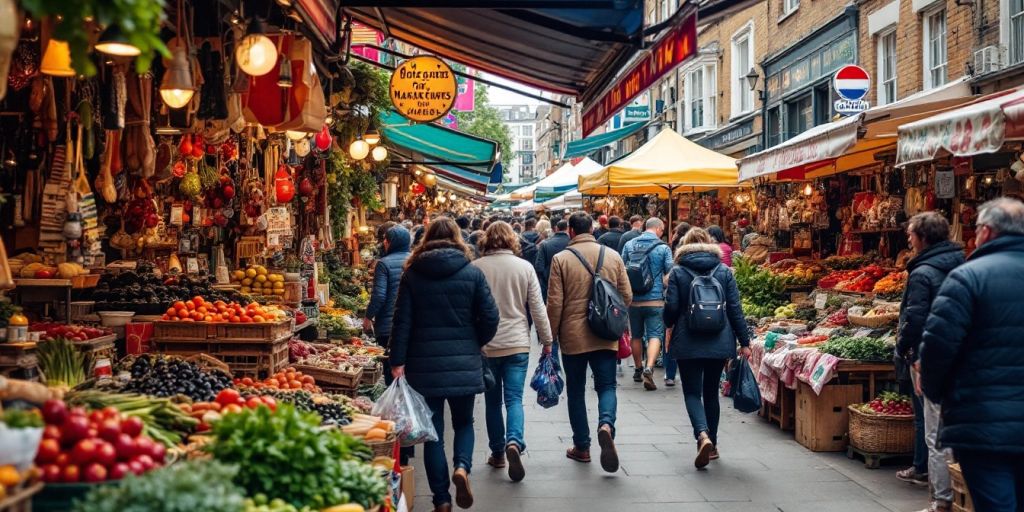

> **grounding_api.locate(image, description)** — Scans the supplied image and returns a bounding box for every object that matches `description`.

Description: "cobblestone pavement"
[411,354,927,512]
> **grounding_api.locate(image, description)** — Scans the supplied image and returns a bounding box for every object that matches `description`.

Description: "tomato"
[166,307,177,317]
[172,301,186,311]
[240,315,252,323]
[215,389,241,407]
[197,306,208,315]
[222,404,243,414]
[246,397,264,409]
[240,377,253,386]
[185,301,196,311]
[192,297,205,308]
[300,375,314,385]
[229,315,240,323]
[260,396,277,411]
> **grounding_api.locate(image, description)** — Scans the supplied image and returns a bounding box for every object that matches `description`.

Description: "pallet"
[949,463,974,512]
[846,444,911,469]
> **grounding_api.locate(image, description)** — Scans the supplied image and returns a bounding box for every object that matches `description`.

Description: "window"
[521,125,533,137]
[923,9,947,89]
[520,139,534,151]
[731,25,755,117]
[766,107,782,147]
[782,0,800,17]
[1010,0,1024,64]
[786,94,813,138]
[877,30,897,105]
[683,63,717,132]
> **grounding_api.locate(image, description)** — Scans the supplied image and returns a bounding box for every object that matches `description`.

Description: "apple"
[43,425,61,441]
[114,433,136,461]
[133,454,155,471]
[120,416,144,438]
[71,439,99,465]
[127,460,144,475]
[95,441,117,467]
[62,464,81,483]
[61,415,90,444]
[36,439,61,464]
[109,462,131,480]
[83,463,108,483]
[41,399,68,425]
[98,419,122,442]
[41,464,62,483]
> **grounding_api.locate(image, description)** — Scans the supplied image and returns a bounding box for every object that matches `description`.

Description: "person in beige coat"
[546,212,633,474]
[472,221,553,483]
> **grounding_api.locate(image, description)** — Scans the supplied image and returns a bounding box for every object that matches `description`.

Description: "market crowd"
[362,198,1024,512]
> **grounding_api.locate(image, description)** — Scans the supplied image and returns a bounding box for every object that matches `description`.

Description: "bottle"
[6,306,29,342]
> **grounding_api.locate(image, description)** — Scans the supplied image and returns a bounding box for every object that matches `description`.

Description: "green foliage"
[73,461,246,512]
[206,404,380,509]
[21,0,169,76]
[819,336,892,361]
[327,149,384,239]
[734,256,787,318]
[454,84,513,167]
[1,408,44,428]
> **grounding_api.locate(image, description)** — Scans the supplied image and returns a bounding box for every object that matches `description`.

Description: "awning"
[896,87,1024,166]
[740,78,975,180]
[512,199,537,213]
[381,110,498,191]
[578,128,742,196]
[435,174,490,198]
[343,4,644,100]
[510,157,603,199]
[563,122,647,158]
[542,189,583,211]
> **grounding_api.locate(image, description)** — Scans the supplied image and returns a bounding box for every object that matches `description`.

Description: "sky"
[482,73,544,106]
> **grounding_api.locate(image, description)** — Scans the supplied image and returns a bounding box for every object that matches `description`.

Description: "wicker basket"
[365,435,397,458]
[848,313,899,328]
[847,405,914,454]
[949,463,974,512]
[185,353,232,375]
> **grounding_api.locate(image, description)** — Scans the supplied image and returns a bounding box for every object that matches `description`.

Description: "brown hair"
[908,212,951,246]
[478,221,521,255]
[405,217,474,270]
[682,227,713,245]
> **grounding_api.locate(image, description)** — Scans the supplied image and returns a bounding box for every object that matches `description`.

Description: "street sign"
[833,65,870,115]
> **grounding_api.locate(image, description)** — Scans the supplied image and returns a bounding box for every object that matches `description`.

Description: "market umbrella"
[541,189,583,211]
[512,157,603,200]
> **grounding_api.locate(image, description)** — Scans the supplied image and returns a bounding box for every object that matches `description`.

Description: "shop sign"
[389,55,458,123]
[896,107,1006,166]
[699,119,754,150]
[623,92,651,123]
[738,114,860,181]
[765,30,856,101]
[833,65,870,115]
[581,11,697,136]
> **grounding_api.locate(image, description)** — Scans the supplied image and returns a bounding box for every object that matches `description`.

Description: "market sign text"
[581,11,697,136]
[896,108,1006,166]
[390,55,458,123]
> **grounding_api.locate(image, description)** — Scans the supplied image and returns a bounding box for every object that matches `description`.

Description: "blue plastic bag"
[730,356,762,413]
[530,352,564,409]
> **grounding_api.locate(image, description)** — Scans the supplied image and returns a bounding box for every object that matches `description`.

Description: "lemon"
[241,286,251,293]
[245,268,257,278]
[241,278,253,286]
[231,270,245,281]
[255,274,268,283]
[255,265,268,276]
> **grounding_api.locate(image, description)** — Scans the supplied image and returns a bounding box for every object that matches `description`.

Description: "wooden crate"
[1,481,43,512]
[215,339,289,378]
[215,319,292,342]
[154,321,216,341]
[766,386,796,431]
[795,382,863,452]
[73,334,117,362]
[359,363,382,386]
[949,463,974,512]
[293,364,363,392]
[153,339,217,358]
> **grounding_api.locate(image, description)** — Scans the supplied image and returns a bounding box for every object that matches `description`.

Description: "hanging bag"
[566,246,629,341]
[371,376,439,447]
[274,37,326,133]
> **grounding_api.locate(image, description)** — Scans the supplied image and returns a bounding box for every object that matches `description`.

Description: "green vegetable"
[734,256,787,318]
[73,461,245,512]
[1,408,44,428]
[207,404,383,509]
[36,337,89,388]
[819,336,892,361]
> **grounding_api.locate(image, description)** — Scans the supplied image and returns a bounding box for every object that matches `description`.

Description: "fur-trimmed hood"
[674,243,724,272]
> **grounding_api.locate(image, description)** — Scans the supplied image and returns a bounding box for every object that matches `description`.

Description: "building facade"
[496,104,539,184]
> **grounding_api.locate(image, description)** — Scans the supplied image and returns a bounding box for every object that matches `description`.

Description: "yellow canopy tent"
[577,128,743,230]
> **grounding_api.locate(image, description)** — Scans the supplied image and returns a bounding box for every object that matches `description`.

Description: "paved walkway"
[410,355,927,512]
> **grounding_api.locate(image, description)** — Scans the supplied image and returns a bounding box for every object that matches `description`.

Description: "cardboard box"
[795,382,862,452]
[401,465,415,511]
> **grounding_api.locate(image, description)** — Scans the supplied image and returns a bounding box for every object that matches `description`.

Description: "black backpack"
[519,235,538,265]
[567,247,629,340]
[625,241,665,294]
[682,265,727,332]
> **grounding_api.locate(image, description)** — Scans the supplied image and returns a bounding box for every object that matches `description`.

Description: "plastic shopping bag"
[730,356,762,413]
[530,351,564,409]
[371,376,439,447]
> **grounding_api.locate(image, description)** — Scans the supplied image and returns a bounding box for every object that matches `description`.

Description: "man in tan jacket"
[547,211,633,474]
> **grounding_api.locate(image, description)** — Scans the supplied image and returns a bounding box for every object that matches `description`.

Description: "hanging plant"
[21,0,170,76]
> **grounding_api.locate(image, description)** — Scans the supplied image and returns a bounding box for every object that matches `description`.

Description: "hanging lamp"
[371,145,388,161]
[349,139,369,160]
[363,128,380,145]
[235,18,277,76]
[160,46,195,109]
[40,39,74,77]
[95,25,141,57]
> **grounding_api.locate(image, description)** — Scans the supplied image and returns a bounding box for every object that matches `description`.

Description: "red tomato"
[215,389,241,407]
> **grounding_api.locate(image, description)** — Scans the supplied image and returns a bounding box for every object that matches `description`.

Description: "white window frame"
[877,28,898,105]
[1002,0,1024,65]
[682,59,718,134]
[782,0,800,18]
[731,22,756,118]
[922,8,948,90]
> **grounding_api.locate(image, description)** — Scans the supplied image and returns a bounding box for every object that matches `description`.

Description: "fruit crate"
[215,319,292,342]
[795,382,862,452]
[153,321,216,341]
[74,334,118,363]
[153,339,218,358]
[1,481,42,512]
[214,338,289,379]
[359,363,382,386]
[949,463,974,512]
[292,364,363,392]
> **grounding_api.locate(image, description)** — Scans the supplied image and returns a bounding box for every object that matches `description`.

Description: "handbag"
[481,355,496,391]
[617,328,632,360]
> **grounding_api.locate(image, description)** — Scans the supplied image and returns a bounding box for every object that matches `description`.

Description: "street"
[412,356,926,512]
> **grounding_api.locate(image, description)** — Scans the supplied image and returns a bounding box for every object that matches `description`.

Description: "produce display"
[234,387,355,426]
[853,392,913,416]
[872,271,907,299]
[289,340,384,374]
[36,337,90,389]
[822,254,872,270]
[160,297,288,323]
[121,355,234,402]
[231,264,287,297]
[177,388,278,432]
[767,259,825,286]
[735,256,788,319]
[0,408,43,499]
[819,336,892,361]
[35,399,167,483]
[72,460,247,512]
[91,263,241,314]
[64,391,199,446]
[30,323,112,342]
[232,367,321,392]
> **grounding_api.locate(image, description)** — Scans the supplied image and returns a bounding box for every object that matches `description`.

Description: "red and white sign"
[833,65,870,101]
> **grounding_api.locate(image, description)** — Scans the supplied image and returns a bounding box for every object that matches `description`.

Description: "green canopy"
[563,122,647,158]
[380,111,498,184]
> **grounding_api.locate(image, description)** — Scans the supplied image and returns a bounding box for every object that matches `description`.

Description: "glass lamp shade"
[159,46,195,109]
[235,20,277,76]
[371,145,388,161]
[160,89,195,109]
[363,130,381,145]
[40,39,75,77]
[349,139,370,160]
[95,25,141,56]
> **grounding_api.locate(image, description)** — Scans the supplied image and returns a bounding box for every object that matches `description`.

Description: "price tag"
[815,293,828,309]
[185,257,199,274]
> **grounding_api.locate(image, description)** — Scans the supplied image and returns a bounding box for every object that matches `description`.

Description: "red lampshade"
[275,165,295,203]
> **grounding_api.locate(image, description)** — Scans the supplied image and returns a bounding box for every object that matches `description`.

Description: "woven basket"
[847,405,914,453]
[186,353,232,375]
[848,313,898,328]
[366,435,397,458]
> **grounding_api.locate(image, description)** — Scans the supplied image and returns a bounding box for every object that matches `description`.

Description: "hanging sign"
[833,65,870,115]
[389,55,458,123]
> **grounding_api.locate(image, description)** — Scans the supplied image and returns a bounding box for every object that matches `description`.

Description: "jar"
[6,306,28,342]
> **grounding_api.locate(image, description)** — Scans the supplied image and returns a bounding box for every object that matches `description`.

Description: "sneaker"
[452,468,473,509]
[896,467,929,486]
[633,368,643,382]
[709,447,719,460]
[695,433,714,469]
[664,378,676,387]
[917,501,951,512]
[597,425,619,473]
[486,453,506,469]
[642,368,657,390]
[505,443,525,482]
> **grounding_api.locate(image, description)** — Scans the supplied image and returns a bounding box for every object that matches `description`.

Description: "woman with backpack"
[663,227,751,469]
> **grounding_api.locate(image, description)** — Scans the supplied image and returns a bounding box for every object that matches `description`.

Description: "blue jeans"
[423,395,476,506]
[561,349,617,450]
[678,358,727,445]
[484,353,530,455]
[628,306,665,342]
[956,450,1024,512]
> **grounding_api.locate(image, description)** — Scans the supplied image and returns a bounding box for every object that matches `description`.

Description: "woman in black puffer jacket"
[389,217,500,512]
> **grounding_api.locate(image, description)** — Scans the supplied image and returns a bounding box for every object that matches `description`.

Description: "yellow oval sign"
[389,55,457,123]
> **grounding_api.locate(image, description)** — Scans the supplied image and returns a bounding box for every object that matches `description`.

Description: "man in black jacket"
[894,213,963,510]
[617,215,644,254]
[520,217,540,265]
[920,198,1024,512]
[534,219,570,300]
[597,216,626,251]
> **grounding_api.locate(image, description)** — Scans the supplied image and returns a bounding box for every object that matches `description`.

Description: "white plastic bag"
[371,376,438,447]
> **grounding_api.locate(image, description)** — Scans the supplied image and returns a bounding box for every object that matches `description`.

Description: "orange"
[166,307,177,317]
[192,296,204,307]
[203,315,213,322]
[182,317,194,322]
[229,315,240,323]
[251,315,264,323]
[173,301,187,311]
[197,306,208,315]
[240,315,252,323]
[185,301,196,311]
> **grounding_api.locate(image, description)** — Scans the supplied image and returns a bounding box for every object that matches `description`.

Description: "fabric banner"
[738,114,861,181]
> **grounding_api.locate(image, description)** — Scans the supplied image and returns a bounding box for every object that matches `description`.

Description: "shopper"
[671,222,693,251]
[621,218,675,389]
[594,214,609,239]
[617,215,645,254]
[707,225,734,267]
[534,219,570,301]
[536,218,552,241]
[364,224,412,363]
[519,217,540,265]
[546,212,632,473]
[597,216,626,251]
[920,197,1024,512]
[456,215,473,243]
[894,213,964,510]
[664,227,750,469]
[389,217,501,511]
[472,221,553,482]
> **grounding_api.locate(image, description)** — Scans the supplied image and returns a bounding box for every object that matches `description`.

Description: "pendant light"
[349,139,369,160]
[371,145,388,161]
[363,129,380,145]
[276,54,292,87]
[235,18,277,76]
[95,25,141,57]
[160,46,195,109]
[40,39,75,77]
[803,183,813,196]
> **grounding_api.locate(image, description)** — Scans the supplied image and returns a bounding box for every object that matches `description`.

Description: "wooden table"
[12,278,73,321]
[0,342,39,381]
[833,361,897,401]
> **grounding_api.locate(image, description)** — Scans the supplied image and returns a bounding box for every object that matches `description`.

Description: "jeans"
[562,349,617,450]
[924,397,952,502]
[423,395,476,506]
[678,358,727,445]
[956,450,1024,512]
[628,305,665,341]
[484,353,530,455]
[904,380,929,474]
